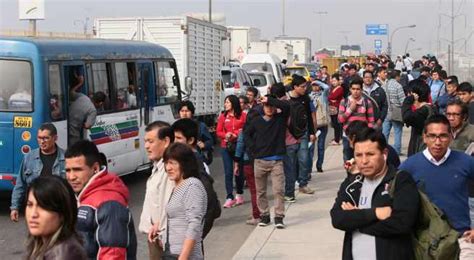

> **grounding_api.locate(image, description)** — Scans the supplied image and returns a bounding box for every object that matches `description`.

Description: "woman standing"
[328,73,344,145]
[25,175,87,260]
[402,79,434,156]
[164,143,207,260]
[216,95,247,208]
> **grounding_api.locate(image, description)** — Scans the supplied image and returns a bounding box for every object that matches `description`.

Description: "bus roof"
[0,37,175,61]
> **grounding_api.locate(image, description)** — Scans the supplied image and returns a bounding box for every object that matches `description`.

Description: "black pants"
[330,115,342,142]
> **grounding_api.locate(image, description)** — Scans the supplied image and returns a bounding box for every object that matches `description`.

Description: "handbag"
[161,218,179,260]
[224,115,237,155]
[390,105,403,122]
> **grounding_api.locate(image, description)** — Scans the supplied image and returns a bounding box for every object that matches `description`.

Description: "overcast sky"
[1,0,473,58]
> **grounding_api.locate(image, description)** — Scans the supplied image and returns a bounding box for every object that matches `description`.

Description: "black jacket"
[244,97,290,159]
[364,83,388,122]
[330,166,420,260]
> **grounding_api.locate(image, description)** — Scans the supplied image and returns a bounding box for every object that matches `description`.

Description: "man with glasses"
[10,123,65,222]
[362,70,388,129]
[400,115,474,259]
[446,100,474,152]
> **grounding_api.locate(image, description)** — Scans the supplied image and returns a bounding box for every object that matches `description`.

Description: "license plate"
[14,116,32,128]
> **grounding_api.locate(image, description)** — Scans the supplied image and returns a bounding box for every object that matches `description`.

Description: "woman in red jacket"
[328,74,344,145]
[216,95,247,208]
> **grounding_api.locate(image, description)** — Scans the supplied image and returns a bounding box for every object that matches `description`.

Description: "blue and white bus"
[0,37,190,190]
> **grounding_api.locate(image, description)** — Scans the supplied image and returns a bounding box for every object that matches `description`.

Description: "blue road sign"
[366,24,388,35]
[374,40,382,48]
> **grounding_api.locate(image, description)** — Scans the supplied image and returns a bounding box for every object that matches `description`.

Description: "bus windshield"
[0,59,33,112]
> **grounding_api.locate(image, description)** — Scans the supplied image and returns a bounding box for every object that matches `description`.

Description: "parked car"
[248,71,276,97]
[222,67,253,97]
[282,66,310,86]
[241,53,284,83]
[295,62,319,74]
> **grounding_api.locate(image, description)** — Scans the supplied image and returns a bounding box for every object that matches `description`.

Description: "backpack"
[287,94,308,139]
[389,171,460,260]
[196,156,221,239]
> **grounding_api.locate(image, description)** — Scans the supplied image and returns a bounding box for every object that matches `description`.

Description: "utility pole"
[451,0,454,74]
[314,11,328,50]
[209,0,212,23]
[281,0,286,36]
[29,20,37,36]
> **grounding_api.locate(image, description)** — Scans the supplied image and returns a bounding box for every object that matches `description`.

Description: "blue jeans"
[297,135,310,187]
[221,149,245,200]
[342,136,353,162]
[470,197,474,229]
[283,143,298,198]
[382,120,403,154]
[314,126,328,169]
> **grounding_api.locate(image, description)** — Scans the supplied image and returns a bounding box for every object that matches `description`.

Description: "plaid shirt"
[338,96,375,131]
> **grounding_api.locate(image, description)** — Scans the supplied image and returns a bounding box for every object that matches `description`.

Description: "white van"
[240,54,284,83]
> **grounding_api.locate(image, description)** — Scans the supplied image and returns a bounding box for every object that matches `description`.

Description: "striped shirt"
[338,96,375,131]
[166,177,207,259]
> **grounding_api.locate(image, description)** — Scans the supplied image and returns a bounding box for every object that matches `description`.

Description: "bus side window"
[154,61,179,105]
[48,64,64,121]
[113,62,137,110]
[89,62,112,113]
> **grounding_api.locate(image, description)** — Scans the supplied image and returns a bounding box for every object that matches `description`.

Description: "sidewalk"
[233,128,410,260]
[233,144,345,260]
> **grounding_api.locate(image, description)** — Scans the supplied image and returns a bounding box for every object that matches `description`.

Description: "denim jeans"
[221,149,245,199]
[315,126,328,169]
[297,134,310,187]
[382,120,403,154]
[283,143,298,198]
[342,136,353,162]
[470,197,474,229]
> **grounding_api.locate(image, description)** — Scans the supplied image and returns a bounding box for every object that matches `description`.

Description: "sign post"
[18,0,45,36]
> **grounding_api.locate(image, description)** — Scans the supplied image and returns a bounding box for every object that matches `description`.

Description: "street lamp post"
[387,24,416,57]
[314,11,328,50]
[404,37,415,54]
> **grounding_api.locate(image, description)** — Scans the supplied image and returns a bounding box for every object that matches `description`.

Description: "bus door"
[150,60,181,123]
[51,63,86,148]
[137,62,154,126]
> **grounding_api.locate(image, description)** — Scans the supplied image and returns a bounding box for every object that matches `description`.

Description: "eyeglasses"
[37,136,52,142]
[425,133,451,142]
[446,112,462,118]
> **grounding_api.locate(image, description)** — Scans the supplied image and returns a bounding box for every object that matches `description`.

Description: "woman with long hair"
[164,143,207,260]
[25,175,87,260]
[402,78,434,156]
[216,95,247,208]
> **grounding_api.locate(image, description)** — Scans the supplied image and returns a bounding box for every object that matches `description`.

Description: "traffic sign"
[374,40,382,48]
[366,24,388,35]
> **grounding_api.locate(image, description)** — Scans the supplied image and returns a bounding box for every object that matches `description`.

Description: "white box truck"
[94,16,227,123]
[222,26,261,63]
[275,36,312,63]
[249,40,293,64]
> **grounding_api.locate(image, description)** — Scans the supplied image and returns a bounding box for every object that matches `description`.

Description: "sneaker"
[258,215,271,226]
[317,167,323,173]
[299,186,315,194]
[235,194,244,206]
[223,198,236,208]
[246,218,260,225]
[274,217,285,229]
[330,140,339,146]
[284,196,296,203]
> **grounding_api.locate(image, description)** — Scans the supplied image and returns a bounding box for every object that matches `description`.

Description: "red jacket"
[76,169,137,260]
[328,85,344,108]
[216,111,247,148]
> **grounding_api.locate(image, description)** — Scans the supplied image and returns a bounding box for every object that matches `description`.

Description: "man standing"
[446,100,474,152]
[429,69,446,104]
[457,82,474,124]
[382,70,406,155]
[66,140,137,260]
[245,95,290,228]
[338,78,375,161]
[399,115,474,259]
[10,123,65,222]
[331,128,420,260]
[246,87,260,109]
[286,75,316,197]
[362,70,388,129]
[375,67,388,86]
[69,90,97,145]
[437,76,459,114]
[139,121,174,259]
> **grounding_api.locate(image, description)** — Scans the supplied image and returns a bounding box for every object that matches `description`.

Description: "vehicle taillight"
[21,145,31,154]
[233,82,240,89]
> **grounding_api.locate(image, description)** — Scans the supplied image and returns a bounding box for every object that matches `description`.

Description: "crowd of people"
[6,51,474,260]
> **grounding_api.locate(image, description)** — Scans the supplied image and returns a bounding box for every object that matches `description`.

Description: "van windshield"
[242,63,273,75]
[0,60,33,112]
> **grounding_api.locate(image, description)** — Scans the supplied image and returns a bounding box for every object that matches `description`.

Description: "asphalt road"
[0,146,255,260]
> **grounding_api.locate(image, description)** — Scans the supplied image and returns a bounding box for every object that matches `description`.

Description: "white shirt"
[422,148,451,166]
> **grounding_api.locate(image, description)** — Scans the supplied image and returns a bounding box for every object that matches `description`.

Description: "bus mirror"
[185,76,193,93]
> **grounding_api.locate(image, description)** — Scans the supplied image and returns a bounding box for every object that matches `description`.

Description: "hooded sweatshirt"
[76,169,137,260]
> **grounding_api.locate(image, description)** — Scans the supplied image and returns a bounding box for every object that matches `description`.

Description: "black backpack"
[195,156,221,239]
[287,95,308,139]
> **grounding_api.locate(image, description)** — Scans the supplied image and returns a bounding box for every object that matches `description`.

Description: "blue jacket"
[10,147,65,210]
